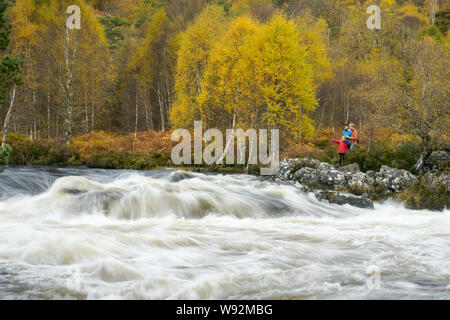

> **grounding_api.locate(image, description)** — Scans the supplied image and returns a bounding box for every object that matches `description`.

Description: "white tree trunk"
[132,83,139,153]
[2,85,17,148]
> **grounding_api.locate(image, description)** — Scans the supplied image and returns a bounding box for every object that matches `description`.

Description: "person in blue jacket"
[342,124,352,149]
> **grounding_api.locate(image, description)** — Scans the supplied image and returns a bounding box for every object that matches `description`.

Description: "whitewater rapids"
[0,166,449,299]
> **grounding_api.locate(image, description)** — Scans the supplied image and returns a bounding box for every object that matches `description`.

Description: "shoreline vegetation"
[1,128,448,211]
[0,1,448,211]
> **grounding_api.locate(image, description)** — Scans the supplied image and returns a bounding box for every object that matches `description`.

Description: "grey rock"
[422,171,450,189]
[292,157,321,170]
[317,168,347,188]
[366,170,376,180]
[345,172,375,193]
[275,157,421,195]
[317,162,335,171]
[375,165,417,192]
[338,163,360,173]
[424,150,450,172]
[315,190,374,209]
[293,167,320,185]
[276,157,321,181]
[437,172,450,188]
[276,159,297,180]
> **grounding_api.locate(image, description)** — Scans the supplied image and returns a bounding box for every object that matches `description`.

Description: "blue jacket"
[342,129,352,146]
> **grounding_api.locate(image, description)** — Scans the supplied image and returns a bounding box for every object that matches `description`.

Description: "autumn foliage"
[0,0,448,172]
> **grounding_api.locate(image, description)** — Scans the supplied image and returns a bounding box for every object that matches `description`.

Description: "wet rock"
[276,158,320,181]
[291,157,321,170]
[276,159,298,180]
[398,170,449,211]
[276,157,418,194]
[437,171,450,188]
[293,167,320,185]
[424,151,450,172]
[338,163,360,173]
[317,168,347,188]
[345,172,375,193]
[375,165,417,192]
[273,156,448,210]
[315,191,374,209]
[317,162,335,171]
[366,170,376,180]
[421,171,450,189]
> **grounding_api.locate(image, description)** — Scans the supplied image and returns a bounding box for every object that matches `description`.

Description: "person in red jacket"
[333,136,349,166]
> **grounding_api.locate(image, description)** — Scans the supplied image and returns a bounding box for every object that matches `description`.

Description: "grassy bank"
[2,128,439,173]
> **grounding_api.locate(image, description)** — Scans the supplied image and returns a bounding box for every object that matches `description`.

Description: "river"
[0,166,449,299]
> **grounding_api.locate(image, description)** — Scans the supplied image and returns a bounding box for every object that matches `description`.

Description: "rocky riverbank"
[271,154,449,211]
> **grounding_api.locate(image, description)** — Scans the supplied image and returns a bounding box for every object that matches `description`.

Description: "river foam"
[0,167,449,299]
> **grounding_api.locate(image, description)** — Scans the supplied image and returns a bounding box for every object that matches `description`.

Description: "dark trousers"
[339,153,345,166]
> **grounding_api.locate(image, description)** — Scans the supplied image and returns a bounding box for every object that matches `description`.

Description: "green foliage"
[147,151,171,167]
[399,176,450,211]
[0,0,12,50]
[345,142,421,172]
[86,150,126,169]
[418,25,444,42]
[0,144,12,172]
[313,146,338,164]
[0,55,24,104]
[217,0,231,14]
[313,140,422,172]
[98,16,131,50]
[435,8,450,36]
[7,133,81,166]
[86,150,171,170]
[0,0,23,105]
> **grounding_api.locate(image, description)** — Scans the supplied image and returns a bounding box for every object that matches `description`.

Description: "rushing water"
[0,166,449,300]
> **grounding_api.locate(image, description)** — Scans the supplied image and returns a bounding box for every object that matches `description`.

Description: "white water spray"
[0,167,449,299]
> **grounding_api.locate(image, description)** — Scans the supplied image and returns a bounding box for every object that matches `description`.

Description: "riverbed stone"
[421,171,450,189]
[273,156,447,210]
[424,150,450,172]
[345,172,375,193]
[317,168,347,188]
[338,163,360,173]
[277,159,297,180]
[315,190,374,209]
[293,167,320,185]
[375,165,417,192]
[317,161,335,171]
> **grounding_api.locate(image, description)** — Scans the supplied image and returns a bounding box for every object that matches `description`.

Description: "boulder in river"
[293,167,320,185]
[375,165,417,193]
[338,163,360,173]
[278,159,417,193]
[317,167,347,188]
[423,150,450,172]
[345,172,375,193]
[274,157,447,210]
[315,190,374,209]
[290,162,347,188]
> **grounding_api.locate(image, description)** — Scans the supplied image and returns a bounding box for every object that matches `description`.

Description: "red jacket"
[333,139,349,153]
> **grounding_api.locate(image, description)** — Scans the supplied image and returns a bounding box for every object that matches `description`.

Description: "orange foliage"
[311,127,336,146]
[281,142,323,159]
[72,130,175,161]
